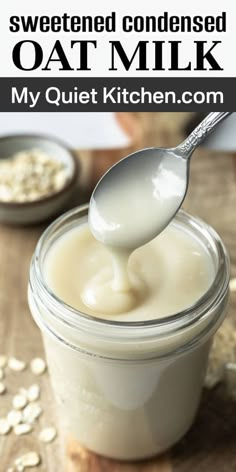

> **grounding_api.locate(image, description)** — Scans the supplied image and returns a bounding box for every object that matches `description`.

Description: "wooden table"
[1,112,236,471]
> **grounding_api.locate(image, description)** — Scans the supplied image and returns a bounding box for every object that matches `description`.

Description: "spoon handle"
[177,112,232,158]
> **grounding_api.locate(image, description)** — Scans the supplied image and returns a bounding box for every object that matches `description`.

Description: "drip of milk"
[87,151,187,314]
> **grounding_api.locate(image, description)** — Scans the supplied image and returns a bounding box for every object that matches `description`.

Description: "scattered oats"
[0,417,11,435]
[27,384,40,402]
[30,358,46,376]
[39,426,57,443]
[8,357,26,372]
[23,402,42,423]
[0,382,6,394]
[14,423,32,435]
[0,368,4,380]
[15,452,40,469]
[7,410,23,427]
[13,393,28,410]
[229,278,236,292]
[0,355,7,368]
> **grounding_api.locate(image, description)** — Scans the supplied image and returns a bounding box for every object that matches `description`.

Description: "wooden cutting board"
[1,112,236,471]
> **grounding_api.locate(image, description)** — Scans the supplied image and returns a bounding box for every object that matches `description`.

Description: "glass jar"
[28,205,230,461]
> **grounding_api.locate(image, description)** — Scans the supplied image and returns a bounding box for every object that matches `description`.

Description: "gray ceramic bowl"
[0,134,79,224]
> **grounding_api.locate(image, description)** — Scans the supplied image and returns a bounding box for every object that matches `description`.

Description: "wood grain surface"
[0,112,236,471]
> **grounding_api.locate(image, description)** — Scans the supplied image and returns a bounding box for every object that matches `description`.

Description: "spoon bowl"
[89,147,188,249]
[89,112,232,249]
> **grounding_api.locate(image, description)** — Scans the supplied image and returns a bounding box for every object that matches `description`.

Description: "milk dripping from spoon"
[85,112,232,313]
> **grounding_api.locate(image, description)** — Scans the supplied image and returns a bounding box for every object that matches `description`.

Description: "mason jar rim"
[29,204,230,350]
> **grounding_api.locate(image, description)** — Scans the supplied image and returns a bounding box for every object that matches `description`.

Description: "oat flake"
[23,402,42,423]
[0,417,11,435]
[27,384,40,402]
[8,357,26,372]
[30,358,46,376]
[7,410,23,427]
[39,426,57,443]
[14,423,32,435]
[15,451,41,468]
[13,393,28,410]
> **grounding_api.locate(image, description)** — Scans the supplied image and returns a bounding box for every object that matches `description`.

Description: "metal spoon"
[89,112,232,249]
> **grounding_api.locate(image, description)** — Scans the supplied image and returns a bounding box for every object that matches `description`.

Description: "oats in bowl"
[0,134,79,224]
[0,149,70,203]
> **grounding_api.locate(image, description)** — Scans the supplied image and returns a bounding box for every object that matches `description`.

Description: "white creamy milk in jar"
[28,202,229,460]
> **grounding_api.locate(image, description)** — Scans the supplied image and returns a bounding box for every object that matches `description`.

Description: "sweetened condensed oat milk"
[29,202,229,459]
